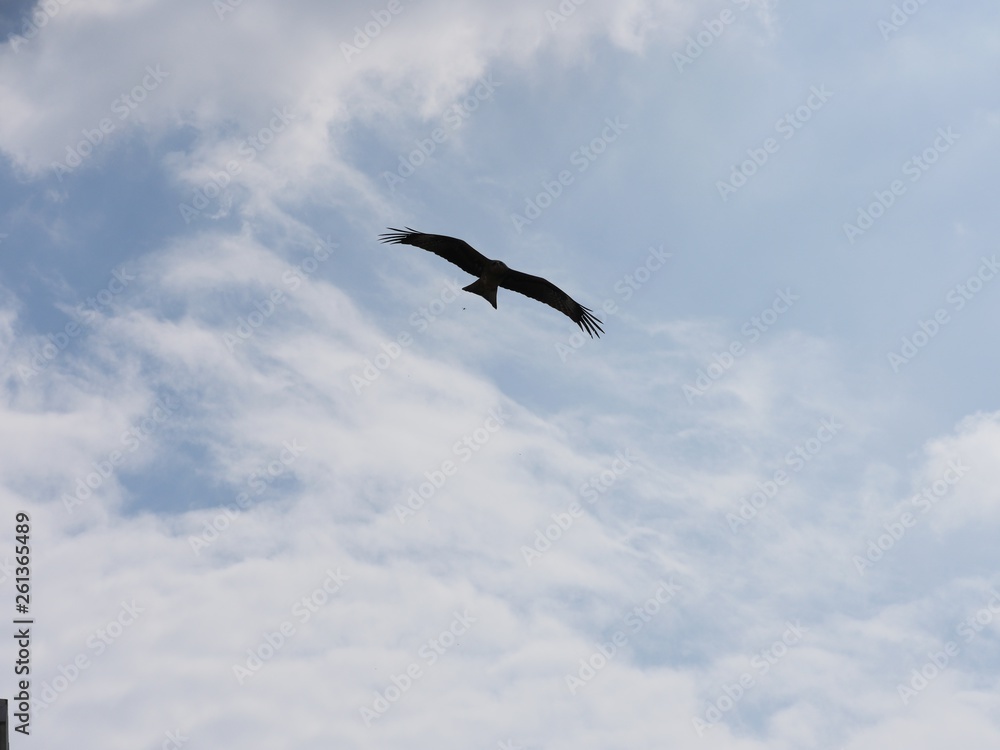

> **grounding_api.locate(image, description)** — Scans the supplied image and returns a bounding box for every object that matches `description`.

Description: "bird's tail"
[462,279,499,309]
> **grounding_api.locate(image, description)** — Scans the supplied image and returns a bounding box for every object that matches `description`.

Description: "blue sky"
[2,0,1000,747]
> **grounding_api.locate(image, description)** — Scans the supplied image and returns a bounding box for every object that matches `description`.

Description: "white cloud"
[3,218,997,744]
[2,0,999,746]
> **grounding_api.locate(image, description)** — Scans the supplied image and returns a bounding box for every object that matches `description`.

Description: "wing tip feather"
[377,226,421,244]
[577,305,604,338]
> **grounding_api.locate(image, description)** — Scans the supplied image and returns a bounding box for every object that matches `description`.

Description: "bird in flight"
[378,228,603,338]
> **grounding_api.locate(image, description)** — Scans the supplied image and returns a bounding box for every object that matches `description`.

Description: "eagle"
[378,228,603,338]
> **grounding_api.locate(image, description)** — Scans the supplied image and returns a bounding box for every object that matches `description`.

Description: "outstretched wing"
[499,269,604,338]
[378,227,490,277]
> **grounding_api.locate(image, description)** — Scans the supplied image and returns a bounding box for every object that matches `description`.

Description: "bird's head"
[489,260,509,274]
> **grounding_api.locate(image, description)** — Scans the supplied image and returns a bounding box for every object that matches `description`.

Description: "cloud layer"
[2,0,999,747]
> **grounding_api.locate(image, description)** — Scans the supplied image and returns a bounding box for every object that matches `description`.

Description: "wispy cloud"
[2,0,999,747]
